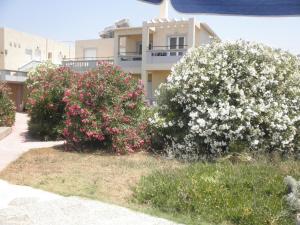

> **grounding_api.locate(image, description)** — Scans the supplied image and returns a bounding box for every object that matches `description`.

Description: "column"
[142,22,150,97]
[188,18,196,49]
[113,34,120,65]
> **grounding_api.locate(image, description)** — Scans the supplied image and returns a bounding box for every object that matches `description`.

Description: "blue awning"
[140,0,300,16]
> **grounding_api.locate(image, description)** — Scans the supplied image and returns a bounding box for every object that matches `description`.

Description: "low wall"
[0,127,12,141]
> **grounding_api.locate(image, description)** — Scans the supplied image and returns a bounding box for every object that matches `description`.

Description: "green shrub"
[0,82,15,126]
[63,63,149,154]
[26,63,74,140]
[150,41,300,160]
[134,160,299,225]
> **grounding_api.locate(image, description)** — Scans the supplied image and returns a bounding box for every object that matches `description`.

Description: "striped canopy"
[140,0,300,16]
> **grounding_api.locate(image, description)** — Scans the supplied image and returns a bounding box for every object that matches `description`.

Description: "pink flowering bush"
[0,82,15,126]
[63,63,149,154]
[26,63,74,140]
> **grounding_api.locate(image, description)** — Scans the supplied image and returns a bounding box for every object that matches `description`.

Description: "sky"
[0,0,300,55]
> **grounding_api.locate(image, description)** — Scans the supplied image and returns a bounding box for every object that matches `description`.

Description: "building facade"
[66,17,218,103]
[0,27,75,111]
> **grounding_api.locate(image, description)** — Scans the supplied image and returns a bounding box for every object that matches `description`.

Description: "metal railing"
[149,45,188,50]
[148,45,188,56]
[146,97,157,106]
[63,57,113,62]
[146,46,188,64]
[118,52,142,61]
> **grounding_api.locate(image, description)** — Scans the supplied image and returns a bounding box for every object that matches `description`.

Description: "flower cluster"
[63,63,149,154]
[151,40,300,160]
[0,82,15,126]
[26,62,74,140]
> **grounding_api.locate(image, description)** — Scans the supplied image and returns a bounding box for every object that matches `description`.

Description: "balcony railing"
[146,45,188,64]
[62,57,114,72]
[118,52,142,68]
[0,70,27,83]
[146,97,157,106]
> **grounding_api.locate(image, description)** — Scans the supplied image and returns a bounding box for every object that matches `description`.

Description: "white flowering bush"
[150,40,300,160]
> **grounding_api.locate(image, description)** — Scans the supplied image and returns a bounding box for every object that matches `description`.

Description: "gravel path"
[0,113,181,225]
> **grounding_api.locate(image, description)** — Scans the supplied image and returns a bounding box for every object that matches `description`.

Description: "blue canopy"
[140,0,300,16]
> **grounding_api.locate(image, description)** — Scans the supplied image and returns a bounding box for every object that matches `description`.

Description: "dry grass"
[0,147,183,206]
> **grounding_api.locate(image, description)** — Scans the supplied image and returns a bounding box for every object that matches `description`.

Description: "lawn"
[0,147,194,224]
[0,147,298,225]
[0,147,183,204]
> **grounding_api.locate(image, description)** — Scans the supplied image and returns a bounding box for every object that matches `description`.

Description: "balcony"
[62,57,114,73]
[117,52,142,70]
[0,70,27,83]
[146,45,187,65]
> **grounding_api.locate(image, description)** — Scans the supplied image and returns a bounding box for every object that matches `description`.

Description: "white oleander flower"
[150,40,300,160]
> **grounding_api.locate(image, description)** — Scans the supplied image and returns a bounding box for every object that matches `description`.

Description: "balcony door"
[168,36,185,56]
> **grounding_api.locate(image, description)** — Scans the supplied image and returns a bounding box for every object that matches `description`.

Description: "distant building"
[0,28,75,111]
[65,16,219,104]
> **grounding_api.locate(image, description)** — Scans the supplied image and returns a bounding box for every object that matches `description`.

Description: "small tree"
[63,63,149,154]
[0,82,15,126]
[26,63,74,140]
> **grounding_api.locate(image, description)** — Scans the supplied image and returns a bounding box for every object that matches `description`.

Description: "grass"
[0,148,299,225]
[134,157,300,225]
[0,147,196,224]
[0,147,182,204]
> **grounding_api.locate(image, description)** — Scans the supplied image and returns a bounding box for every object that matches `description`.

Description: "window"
[84,48,97,59]
[25,48,33,61]
[34,48,41,61]
[25,48,32,55]
[48,52,53,60]
[137,42,142,55]
[149,41,153,50]
[168,36,185,56]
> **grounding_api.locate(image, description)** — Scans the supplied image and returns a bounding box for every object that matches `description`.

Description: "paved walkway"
[0,180,180,225]
[0,113,64,171]
[0,113,181,225]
